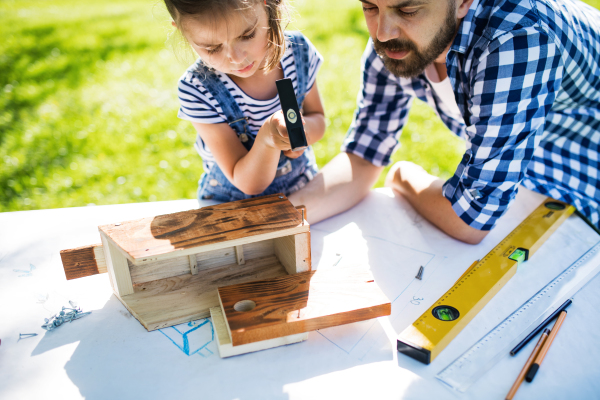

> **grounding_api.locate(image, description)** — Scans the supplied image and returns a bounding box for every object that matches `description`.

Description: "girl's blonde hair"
[164,0,290,72]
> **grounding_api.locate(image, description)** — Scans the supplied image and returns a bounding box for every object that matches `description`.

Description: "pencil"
[505,328,550,400]
[510,299,572,356]
[525,310,567,382]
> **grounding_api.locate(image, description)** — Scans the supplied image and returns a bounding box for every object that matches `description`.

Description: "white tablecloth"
[1,188,599,400]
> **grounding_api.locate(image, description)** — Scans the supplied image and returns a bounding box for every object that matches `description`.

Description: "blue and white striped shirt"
[177,34,323,171]
[343,0,600,230]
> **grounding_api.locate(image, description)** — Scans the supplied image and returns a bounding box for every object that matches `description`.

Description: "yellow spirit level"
[397,199,575,364]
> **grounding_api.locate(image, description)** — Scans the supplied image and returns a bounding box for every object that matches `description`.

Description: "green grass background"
[2,0,599,211]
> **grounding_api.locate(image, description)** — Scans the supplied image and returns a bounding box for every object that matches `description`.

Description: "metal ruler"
[436,241,600,392]
[397,199,575,364]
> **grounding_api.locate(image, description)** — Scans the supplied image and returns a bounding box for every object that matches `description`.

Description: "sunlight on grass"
[2,0,599,211]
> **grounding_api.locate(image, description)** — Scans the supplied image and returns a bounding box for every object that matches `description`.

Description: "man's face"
[361,0,459,78]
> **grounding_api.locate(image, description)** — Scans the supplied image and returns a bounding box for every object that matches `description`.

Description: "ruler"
[436,241,600,392]
[397,199,575,364]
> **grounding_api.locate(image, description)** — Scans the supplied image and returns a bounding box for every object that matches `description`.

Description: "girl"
[165,0,326,202]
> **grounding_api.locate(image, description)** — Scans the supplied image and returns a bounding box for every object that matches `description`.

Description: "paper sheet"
[1,188,598,400]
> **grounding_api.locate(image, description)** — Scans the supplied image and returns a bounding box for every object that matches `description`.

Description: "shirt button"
[209,179,219,187]
[239,133,248,143]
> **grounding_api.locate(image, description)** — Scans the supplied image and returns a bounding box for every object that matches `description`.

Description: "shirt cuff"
[442,179,511,231]
[340,127,400,167]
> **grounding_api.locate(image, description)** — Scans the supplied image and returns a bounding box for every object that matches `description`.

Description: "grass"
[1,0,599,211]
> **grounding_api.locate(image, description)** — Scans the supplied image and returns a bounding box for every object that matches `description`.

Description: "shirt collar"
[451,0,480,54]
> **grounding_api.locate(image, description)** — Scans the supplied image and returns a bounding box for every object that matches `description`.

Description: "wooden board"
[218,266,391,346]
[118,255,289,331]
[60,244,106,280]
[100,233,134,296]
[98,194,307,264]
[210,307,307,358]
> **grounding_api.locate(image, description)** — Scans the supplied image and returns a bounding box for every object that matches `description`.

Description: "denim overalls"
[195,31,318,203]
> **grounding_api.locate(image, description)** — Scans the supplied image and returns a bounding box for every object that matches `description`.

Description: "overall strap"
[193,61,250,139]
[286,31,311,106]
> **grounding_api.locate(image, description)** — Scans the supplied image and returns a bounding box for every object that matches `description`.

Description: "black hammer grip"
[276,78,308,151]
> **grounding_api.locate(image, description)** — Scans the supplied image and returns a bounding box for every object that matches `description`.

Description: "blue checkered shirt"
[343,0,600,230]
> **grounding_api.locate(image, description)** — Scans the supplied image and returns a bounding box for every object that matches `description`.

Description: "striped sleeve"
[177,70,227,124]
[304,35,323,92]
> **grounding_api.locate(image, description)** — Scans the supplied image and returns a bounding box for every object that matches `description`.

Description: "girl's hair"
[164,0,290,72]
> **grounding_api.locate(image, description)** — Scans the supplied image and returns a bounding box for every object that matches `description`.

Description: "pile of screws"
[42,306,92,331]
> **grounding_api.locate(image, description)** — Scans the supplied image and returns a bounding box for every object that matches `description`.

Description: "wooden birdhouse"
[60,194,391,357]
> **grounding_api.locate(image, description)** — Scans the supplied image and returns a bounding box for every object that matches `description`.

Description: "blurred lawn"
[1,0,599,211]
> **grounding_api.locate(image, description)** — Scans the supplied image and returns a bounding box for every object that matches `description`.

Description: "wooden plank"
[218,266,391,346]
[120,255,289,331]
[98,194,307,263]
[94,245,107,274]
[129,254,190,285]
[60,243,106,280]
[196,240,273,271]
[189,254,198,275]
[235,245,245,265]
[100,233,134,296]
[273,233,311,274]
[128,240,275,284]
[210,307,307,358]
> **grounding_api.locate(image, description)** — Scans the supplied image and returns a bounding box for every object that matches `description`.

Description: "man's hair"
[164,0,290,72]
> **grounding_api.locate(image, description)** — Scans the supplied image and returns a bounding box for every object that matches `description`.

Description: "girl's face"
[180,4,271,79]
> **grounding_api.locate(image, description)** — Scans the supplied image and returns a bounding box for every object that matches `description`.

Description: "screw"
[19,333,38,339]
[415,266,424,280]
[278,196,284,199]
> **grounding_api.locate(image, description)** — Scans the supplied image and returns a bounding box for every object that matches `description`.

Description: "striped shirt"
[177,34,323,170]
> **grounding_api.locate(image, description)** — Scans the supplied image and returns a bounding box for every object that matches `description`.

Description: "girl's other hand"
[283,149,305,158]
[261,110,291,151]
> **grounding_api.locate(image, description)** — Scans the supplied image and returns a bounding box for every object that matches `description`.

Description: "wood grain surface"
[98,194,306,262]
[210,306,308,358]
[60,244,105,280]
[218,266,391,346]
[120,254,289,331]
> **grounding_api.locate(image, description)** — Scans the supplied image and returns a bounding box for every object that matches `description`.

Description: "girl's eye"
[206,46,222,55]
[241,30,256,40]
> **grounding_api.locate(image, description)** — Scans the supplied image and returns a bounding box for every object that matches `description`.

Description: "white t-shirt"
[177,34,323,170]
[424,63,461,119]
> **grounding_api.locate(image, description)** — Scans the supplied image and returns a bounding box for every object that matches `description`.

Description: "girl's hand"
[261,111,291,151]
[282,149,305,159]
[261,111,307,157]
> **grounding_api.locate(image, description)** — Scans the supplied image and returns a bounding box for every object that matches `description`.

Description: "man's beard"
[372,5,458,78]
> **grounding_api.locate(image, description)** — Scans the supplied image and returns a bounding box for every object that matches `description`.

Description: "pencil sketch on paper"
[159,318,215,357]
[310,225,442,358]
[13,263,36,277]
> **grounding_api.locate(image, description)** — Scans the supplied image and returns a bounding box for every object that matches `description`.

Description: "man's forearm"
[386,162,488,244]
[289,152,383,223]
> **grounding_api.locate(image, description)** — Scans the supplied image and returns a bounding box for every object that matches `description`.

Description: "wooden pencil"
[525,310,568,382]
[505,328,550,400]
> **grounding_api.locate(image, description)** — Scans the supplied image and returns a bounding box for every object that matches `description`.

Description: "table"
[1,188,599,400]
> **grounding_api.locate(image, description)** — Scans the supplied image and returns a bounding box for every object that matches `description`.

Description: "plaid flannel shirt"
[343,0,600,230]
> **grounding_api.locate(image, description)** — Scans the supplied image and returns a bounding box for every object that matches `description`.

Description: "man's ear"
[171,20,177,28]
[456,0,474,19]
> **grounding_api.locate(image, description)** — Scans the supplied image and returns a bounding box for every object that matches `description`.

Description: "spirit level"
[397,199,575,364]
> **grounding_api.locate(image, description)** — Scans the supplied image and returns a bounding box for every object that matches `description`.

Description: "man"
[291,0,600,243]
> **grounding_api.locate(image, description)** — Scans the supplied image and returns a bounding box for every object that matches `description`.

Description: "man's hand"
[385,161,489,244]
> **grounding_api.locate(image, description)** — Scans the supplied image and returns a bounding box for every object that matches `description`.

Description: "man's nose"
[377,12,402,43]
